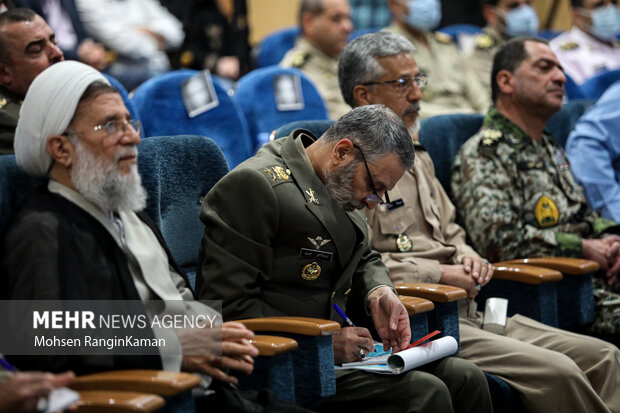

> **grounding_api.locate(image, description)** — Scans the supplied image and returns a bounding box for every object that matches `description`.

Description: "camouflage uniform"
[0,86,23,155]
[466,26,505,94]
[451,107,620,335]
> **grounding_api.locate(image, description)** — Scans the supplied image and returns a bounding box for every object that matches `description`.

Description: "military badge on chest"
[300,236,333,280]
[396,233,413,252]
[535,195,559,228]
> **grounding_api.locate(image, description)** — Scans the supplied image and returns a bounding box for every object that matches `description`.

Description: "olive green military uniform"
[368,144,620,413]
[451,107,620,336]
[197,129,492,413]
[280,37,350,120]
[386,24,491,120]
[466,26,505,94]
[0,86,22,155]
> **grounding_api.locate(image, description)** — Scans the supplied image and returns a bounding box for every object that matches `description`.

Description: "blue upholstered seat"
[438,23,482,40]
[103,72,140,123]
[580,70,620,100]
[131,70,253,169]
[564,73,586,101]
[255,26,301,68]
[234,66,329,151]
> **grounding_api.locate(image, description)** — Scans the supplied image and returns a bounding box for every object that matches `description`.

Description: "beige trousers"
[459,313,620,413]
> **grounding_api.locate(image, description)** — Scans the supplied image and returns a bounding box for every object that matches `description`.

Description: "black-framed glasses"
[361,73,428,94]
[353,144,391,205]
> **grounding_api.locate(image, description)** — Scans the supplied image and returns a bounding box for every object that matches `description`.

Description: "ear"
[495,70,514,96]
[388,0,406,16]
[0,62,12,88]
[352,84,374,106]
[571,8,585,30]
[482,5,498,27]
[46,134,75,169]
[301,12,316,37]
[330,138,355,167]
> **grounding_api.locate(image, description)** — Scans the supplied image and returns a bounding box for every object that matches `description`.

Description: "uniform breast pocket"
[377,205,417,236]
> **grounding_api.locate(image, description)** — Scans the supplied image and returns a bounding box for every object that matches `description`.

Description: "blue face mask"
[588,4,620,41]
[404,0,442,32]
[503,5,539,38]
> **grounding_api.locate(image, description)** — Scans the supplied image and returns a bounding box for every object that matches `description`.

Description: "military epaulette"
[291,51,310,68]
[0,98,6,109]
[263,165,292,185]
[559,41,579,51]
[434,31,453,44]
[478,128,504,151]
[474,33,496,50]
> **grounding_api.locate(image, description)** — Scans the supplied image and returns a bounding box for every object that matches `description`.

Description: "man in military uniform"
[385,0,490,119]
[0,8,63,154]
[468,0,540,92]
[341,31,620,413]
[280,0,353,120]
[198,105,493,413]
[452,37,620,338]
[550,0,620,85]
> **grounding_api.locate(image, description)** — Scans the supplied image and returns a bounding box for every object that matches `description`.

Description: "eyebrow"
[24,38,45,53]
[533,58,564,72]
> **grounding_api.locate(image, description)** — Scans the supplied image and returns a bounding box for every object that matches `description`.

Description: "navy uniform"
[198,129,492,413]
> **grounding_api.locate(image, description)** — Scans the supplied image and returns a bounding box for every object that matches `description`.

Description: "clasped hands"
[440,255,494,298]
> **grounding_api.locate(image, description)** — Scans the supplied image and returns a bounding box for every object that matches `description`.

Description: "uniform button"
[344,288,351,295]
[331,291,336,299]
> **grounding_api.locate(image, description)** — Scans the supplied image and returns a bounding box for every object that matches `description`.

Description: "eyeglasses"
[361,74,428,94]
[92,118,142,138]
[353,144,391,205]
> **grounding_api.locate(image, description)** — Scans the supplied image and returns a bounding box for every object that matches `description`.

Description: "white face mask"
[498,5,540,38]
[580,4,620,41]
[403,0,442,32]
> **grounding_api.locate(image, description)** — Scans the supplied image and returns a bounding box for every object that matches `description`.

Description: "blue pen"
[0,357,17,372]
[333,303,355,327]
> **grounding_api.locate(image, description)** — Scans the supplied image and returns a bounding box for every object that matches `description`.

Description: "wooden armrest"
[394,283,467,302]
[238,316,340,336]
[252,335,298,356]
[500,257,600,275]
[399,296,435,315]
[71,370,200,397]
[75,390,164,413]
[492,264,563,285]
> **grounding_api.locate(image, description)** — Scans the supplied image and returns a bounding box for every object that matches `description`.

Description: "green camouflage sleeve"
[451,138,579,261]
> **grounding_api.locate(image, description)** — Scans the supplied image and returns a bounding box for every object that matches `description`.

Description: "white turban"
[14,61,109,178]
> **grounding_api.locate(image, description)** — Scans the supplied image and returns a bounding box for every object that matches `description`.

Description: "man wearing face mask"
[468,0,540,92]
[550,0,620,85]
[386,0,491,119]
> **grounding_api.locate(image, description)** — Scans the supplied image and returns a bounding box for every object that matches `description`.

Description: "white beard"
[70,137,147,212]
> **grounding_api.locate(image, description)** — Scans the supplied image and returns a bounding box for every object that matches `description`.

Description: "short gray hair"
[299,0,324,32]
[338,31,416,108]
[321,104,415,169]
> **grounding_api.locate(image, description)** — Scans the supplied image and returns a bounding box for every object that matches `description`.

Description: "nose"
[407,81,423,102]
[47,42,64,63]
[342,17,353,34]
[121,123,141,145]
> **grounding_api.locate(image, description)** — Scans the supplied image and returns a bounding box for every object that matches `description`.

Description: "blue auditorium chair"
[438,23,482,40]
[255,26,301,68]
[131,70,253,168]
[564,73,586,101]
[580,70,620,100]
[537,29,562,40]
[235,66,329,151]
[103,72,140,123]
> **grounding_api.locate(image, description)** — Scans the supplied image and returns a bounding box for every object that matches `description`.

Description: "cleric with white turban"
[14,61,109,178]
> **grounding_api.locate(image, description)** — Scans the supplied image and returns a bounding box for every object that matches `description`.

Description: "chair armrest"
[492,264,563,285]
[394,283,467,302]
[238,316,341,336]
[399,296,435,315]
[75,390,165,412]
[501,257,599,275]
[71,370,200,397]
[252,335,298,356]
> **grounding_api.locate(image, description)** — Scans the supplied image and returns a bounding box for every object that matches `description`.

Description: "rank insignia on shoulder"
[535,195,559,228]
[0,98,6,109]
[264,166,291,183]
[396,233,413,252]
[291,51,309,68]
[480,129,503,146]
[475,34,495,50]
[559,42,579,51]
[301,261,321,280]
[517,160,544,170]
[434,31,453,44]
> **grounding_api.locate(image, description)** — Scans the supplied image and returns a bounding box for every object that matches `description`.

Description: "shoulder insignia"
[291,51,310,68]
[480,129,503,147]
[434,31,453,44]
[475,33,495,50]
[264,165,291,183]
[0,98,6,109]
[535,195,559,228]
[559,42,579,51]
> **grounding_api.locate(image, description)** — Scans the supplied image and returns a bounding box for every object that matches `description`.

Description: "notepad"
[336,336,458,375]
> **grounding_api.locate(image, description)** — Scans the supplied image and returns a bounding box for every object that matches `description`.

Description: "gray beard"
[324,160,363,211]
[70,138,147,213]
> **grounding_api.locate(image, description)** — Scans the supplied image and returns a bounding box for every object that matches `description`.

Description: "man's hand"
[332,326,374,364]
[583,237,620,285]
[367,286,411,352]
[461,256,493,286]
[181,322,258,384]
[215,56,240,80]
[0,371,75,413]
[77,39,108,71]
[440,263,480,298]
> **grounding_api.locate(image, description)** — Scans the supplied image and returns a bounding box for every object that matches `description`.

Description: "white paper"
[46,387,80,413]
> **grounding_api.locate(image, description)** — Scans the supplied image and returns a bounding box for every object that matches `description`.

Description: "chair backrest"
[273,119,334,141]
[235,66,329,150]
[546,99,594,148]
[580,70,620,100]
[537,29,562,40]
[103,73,140,122]
[564,72,586,101]
[419,114,484,198]
[131,70,253,169]
[138,135,229,279]
[0,155,42,236]
[256,26,301,68]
